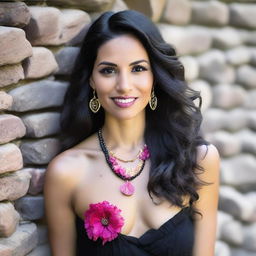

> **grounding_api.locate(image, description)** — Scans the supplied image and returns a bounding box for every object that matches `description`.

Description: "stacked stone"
[0,0,255,255]
[156,1,256,256]
[0,1,93,255]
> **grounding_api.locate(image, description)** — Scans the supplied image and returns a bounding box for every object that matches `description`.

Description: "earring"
[149,89,157,110]
[89,90,101,113]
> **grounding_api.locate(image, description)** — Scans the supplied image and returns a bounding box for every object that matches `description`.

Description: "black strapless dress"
[76,207,194,256]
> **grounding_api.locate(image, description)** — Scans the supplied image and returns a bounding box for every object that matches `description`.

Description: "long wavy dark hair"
[60,10,209,213]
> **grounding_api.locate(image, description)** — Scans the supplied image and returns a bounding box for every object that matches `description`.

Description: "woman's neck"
[102,115,146,152]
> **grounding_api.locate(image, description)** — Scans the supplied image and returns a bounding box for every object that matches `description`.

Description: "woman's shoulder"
[45,133,99,184]
[195,143,220,181]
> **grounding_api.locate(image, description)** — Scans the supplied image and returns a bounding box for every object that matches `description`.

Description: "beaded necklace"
[97,129,150,196]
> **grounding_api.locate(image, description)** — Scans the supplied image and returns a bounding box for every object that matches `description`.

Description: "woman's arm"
[44,153,77,256]
[193,144,220,256]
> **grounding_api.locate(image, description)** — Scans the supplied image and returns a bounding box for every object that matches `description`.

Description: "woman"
[44,10,220,256]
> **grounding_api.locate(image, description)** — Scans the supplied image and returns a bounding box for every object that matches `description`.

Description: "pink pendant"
[120,181,135,196]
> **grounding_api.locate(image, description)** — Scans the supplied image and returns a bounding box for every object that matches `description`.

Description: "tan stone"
[0,91,13,110]
[0,244,11,256]
[111,0,129,12]
[24,6,62,46]
[191,0,229,26]
[0,2,31,28]
[0,144,23,174]
[0,114,26,144]
[24,6,91,46]
[0,63,24,88]
[0,170,31,201]
[0,202,20,238]
[0,27,32,66]
[23,47,58,79]
[58,9,91,44]
[0,223,38,256]
[162,0,191,25]
[124,0,166,22]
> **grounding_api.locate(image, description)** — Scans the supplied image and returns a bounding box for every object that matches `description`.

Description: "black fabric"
[76,207,194,256]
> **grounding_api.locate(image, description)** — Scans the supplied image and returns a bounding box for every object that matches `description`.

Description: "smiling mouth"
[111,97,137,108]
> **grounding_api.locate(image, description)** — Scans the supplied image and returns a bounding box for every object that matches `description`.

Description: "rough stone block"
[0,223,38,256]
[58,9,91,44]
[219,186,255,221]
[201,108,227,133]
[8,79,69,112]
[22,112,61,138]
[23,6,61,46]
[220,219,243,246]
[244,89,256,109]
[212,84,246,109]
[188,80,212,112]
[217,211,233,239]
[235,129,256,155]
[0,202,20,238]
[15,195,44,221]
[24,6,91,46]
[0,63,24,88]
[26,244,51,256]
[0,114,26,144]
[207,131,241,157]
[212,27,242,49]
[48,0,115,12]
[248,110,256,129]
[23,47,58,79]
[20,138,60,165]
[221,154,256,191]
[230,3,256,29]
[0,244,11,256]
[232,248,256,256]
[197,50,235,84]
[179,55,199,81]
[55,46,79,75]
[111,0,128,12]
[224,108,248,132]
[243,223,256,251]
[245,192,256,222]
[215,240,231,256]
[236,65,256,89]
[0,2,31,28]
[124,0,166,22]
[158,24,212,55]
[0,27,32,66]
[0,91,13,110]
[36,225,48,245]
[0,143,23,174]
[250,48,256,66]
[23,168,45,195]
[191,1,229,26]
[162,0,191,25]
[225,46,251,66]
[0,170,31,201]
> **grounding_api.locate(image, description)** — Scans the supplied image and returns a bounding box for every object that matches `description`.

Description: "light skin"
[44,34,220,256]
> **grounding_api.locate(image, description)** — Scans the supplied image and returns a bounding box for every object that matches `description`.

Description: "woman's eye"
[132,65,147,72]
[99,67,116,75]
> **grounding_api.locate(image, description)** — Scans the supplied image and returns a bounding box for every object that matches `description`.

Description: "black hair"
[60,10,209,214]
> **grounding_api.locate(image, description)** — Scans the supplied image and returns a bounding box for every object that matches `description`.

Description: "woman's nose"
[115,71,132,94]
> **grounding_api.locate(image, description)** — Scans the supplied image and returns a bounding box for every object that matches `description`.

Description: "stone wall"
[0,0,255,255]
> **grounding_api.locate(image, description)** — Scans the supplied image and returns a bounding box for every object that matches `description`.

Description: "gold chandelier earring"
[89,89,101,113]
[149,89,157,110]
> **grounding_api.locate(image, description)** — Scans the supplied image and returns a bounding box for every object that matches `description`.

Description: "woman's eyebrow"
[97,61,117,67]
[129,60,149,66]
[97,59,149,67]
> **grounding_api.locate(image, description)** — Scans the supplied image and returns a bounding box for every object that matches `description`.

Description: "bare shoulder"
[45,148,86,190]
[196,144,220,182]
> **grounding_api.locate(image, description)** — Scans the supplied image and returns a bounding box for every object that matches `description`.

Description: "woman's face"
[90,34,154,121]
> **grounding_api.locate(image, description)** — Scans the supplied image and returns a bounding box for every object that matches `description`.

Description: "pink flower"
[84,201,124,245]
[139,146,150,160]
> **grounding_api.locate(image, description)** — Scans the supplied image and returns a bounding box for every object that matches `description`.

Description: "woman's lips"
[111,97,137,108]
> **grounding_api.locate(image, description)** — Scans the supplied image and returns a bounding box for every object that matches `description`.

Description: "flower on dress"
[84,201,125,245]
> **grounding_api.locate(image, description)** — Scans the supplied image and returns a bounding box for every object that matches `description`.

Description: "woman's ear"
[89,77,95,89]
